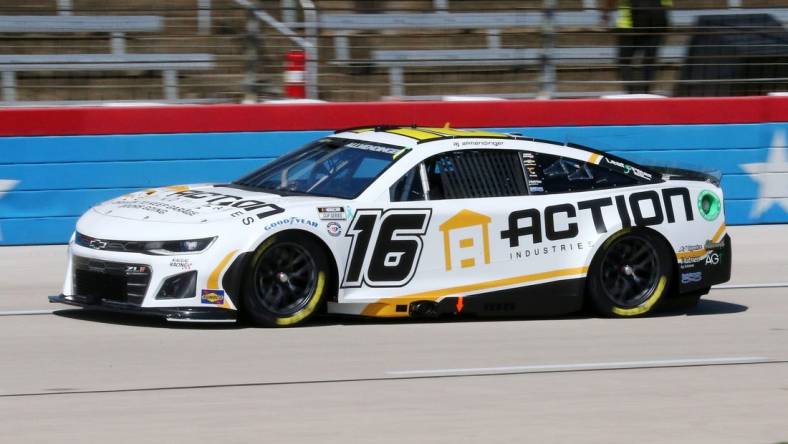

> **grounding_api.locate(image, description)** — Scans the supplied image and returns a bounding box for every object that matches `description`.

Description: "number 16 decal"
[342,208,432,288]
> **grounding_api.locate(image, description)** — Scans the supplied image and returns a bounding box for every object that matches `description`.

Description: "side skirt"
[328,277,587,318]
[436,278,586,317]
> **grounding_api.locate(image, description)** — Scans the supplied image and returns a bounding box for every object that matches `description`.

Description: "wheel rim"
[253,242,317,316]
[599,235,660,308]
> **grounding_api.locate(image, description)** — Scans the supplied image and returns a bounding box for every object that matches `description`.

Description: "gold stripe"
[208,250,238,289]
[402,266,589,300]
[419,127,510,138]
[387,128,443,141]
[675,249,707,260]
[384,127,510,141]
[712,223,726,243]
[164,185,190,192]
[676,223,726,261]
[587,153,602,164]
[360,266,588,317]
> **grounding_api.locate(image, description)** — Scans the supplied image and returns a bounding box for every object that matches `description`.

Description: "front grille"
[75,232,146,253]
[73,256,151,305]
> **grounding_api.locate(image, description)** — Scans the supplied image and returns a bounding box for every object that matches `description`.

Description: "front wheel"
[242,233,330,327]
[587,230,673,317]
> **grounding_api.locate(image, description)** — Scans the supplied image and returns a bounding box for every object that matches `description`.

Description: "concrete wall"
[1,97,786,245]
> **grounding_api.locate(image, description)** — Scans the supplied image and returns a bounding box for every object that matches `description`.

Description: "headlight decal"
[144,237,217,255]
[75,232,216,255]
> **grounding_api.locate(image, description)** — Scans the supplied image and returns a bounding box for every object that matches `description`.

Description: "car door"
[384,148,531,298]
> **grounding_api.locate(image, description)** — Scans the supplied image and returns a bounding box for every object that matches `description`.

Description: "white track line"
[0,309,55,316]
[715,282,788,289]
[386,356,772,376]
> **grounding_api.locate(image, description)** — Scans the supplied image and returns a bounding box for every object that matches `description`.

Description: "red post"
[284,50,306,99]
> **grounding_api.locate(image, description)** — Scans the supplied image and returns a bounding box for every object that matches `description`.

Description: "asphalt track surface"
[0,225,786,443]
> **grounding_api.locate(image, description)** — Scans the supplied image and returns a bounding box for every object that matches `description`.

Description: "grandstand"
[1,0,787,103]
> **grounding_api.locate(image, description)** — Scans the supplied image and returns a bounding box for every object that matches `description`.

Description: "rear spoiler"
[645,165,721,187]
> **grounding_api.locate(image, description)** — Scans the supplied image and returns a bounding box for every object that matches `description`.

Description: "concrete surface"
[0,225,786,443]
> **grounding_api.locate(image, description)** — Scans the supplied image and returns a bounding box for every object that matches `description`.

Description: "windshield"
[234,138,405,199]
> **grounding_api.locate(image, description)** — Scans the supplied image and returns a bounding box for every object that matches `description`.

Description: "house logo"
[439,209,492,271]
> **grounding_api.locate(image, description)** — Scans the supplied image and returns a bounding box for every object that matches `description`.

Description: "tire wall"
[1,97,786,245]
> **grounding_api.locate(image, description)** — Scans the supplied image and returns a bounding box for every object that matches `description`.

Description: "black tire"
[587,229,673,317]
[242,232,330,327]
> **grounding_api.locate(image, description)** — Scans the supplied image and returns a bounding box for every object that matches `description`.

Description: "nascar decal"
[317,206,346,220]
[342,209,432,288]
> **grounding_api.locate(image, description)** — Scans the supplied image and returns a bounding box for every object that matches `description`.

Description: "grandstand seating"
[0,15,215,103]
[0,0,241,103]
[371,46,686,97]
[319,6,788,99]
[2,0,788,102]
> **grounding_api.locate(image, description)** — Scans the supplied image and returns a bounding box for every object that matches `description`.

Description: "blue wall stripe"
[724,200,788,224]
[493,123,788,151]
[608,149,786,175]
[0,188,138,219]
[0,217,77,245]
[1,122,786,245]
[1,158,274,191]
[0,131,329,164]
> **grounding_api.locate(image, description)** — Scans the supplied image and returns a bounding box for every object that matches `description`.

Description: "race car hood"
[91,184,346,224]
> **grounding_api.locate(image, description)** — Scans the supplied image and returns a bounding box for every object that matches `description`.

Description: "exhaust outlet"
[409,300,438,318]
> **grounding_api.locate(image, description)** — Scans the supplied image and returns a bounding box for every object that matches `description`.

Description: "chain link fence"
[1,0,787,104]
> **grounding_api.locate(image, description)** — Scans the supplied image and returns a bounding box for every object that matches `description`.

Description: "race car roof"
[333,125,514,147]
[332,125,600,157]
[331,125,660,182]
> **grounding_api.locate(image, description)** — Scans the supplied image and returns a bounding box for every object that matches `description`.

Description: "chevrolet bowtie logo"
[88,239,108,250]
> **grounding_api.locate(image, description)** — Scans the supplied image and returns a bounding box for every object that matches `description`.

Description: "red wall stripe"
[1,96,787,136]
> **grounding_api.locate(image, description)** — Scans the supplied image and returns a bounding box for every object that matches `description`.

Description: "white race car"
[50,126,731,326]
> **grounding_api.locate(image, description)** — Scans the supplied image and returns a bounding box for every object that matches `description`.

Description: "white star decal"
[740,130,788,218]
[0,179,19,241]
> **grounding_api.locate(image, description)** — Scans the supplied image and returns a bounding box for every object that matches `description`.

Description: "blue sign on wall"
[0,124,786,245]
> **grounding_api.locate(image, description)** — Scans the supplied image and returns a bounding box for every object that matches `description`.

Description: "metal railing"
[0,0,787,104]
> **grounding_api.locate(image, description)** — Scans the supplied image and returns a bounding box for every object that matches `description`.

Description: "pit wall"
[1,97,786,245]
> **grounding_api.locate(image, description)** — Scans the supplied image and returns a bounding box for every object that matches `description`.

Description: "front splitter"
[48,294,237,323]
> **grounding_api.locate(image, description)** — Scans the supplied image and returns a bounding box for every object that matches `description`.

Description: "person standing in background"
[604,0,672,94]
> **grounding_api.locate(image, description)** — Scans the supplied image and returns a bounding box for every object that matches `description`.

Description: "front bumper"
[49,294,237,323]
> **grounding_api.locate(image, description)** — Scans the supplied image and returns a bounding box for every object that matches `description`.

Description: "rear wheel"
[242,232,329,327]
[587,230,672,317]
